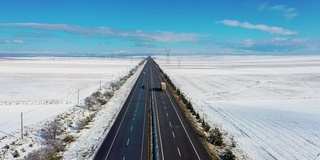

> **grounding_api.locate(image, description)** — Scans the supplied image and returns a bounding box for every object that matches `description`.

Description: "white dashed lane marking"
[177,147,181,156]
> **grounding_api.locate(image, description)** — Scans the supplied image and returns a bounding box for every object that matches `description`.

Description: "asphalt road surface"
[94,59,150,160]
[149,58,211,160]
[94,57,211,160]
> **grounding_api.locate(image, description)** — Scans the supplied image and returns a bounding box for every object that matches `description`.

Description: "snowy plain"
[155,56,320,160]
[0,57,144,159]
[0,57,141,138]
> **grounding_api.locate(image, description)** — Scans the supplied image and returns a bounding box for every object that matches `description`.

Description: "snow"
[63,59,145,159]
[0,57,140,137]
[0,57,144,159]
[155,56,320,160]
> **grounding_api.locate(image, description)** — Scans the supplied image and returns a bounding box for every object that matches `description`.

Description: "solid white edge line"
[167,91,201,160]
[104,64,144,160]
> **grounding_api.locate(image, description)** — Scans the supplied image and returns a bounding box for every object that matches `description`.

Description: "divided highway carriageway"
[94,57,211,160]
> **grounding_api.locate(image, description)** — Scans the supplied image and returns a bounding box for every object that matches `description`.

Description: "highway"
[94,57,211,160]
[94,59,150,160]
[150,58,211,160]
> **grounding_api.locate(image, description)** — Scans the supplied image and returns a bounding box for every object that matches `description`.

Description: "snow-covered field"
[0,57,142,138]
[155,56,320,160]
[0,57,145,159]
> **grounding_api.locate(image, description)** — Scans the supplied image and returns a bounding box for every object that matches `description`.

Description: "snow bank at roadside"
[62,61,145,159]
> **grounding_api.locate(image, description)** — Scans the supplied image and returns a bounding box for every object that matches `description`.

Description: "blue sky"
[0,0,320,56]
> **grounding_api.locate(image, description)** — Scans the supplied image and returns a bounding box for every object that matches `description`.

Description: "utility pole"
[77,89,80,106]
[178,57,182,68]
[166,48,170,64]
[21,112,23,140]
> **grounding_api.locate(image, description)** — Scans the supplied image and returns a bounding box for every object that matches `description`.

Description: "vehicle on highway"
[141,85,145,89]
[161,82,166,92]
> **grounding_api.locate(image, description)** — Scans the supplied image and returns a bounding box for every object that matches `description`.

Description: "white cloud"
[0,23,209,43]
[135,41,156,48]
[257,3,268,10]
[216,19,298,35]
[13,40,24,44]
[258,3,299,19]
[223,38,320,54]
[0,38,24,44]
[0,50,67,54]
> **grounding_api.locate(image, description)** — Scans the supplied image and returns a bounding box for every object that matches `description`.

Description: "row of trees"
[157,63,235,160]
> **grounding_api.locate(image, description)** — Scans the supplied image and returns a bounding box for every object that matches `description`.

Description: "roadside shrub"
[180,94,187,104]
[202,121,211,132]
[63,135,75,143]
[4,144,9,149]
[104,91,113,99]
[77,114,95,130]
[84,97,95,110]
[188,102,194,113]
[176,89,181,95]
[196,112,200,120]
[208,128,223,146]
[220,149,235,160]
[13,150,20,157]
[97,98,107,106]
[48,139,65,152]
[41,119,63,140]
[26,146,59,160]
[110,82,121,90]
[92,91,102,99]
[231,136,236,147]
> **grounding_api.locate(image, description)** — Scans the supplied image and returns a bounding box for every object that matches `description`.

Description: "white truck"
[161,82,166,92]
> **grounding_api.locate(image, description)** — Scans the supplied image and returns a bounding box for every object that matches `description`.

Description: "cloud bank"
[258,3,299,19]
[223,38,319,53]
[0,38,24,44]
[216,19,298,35]
[0,23,208,43]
